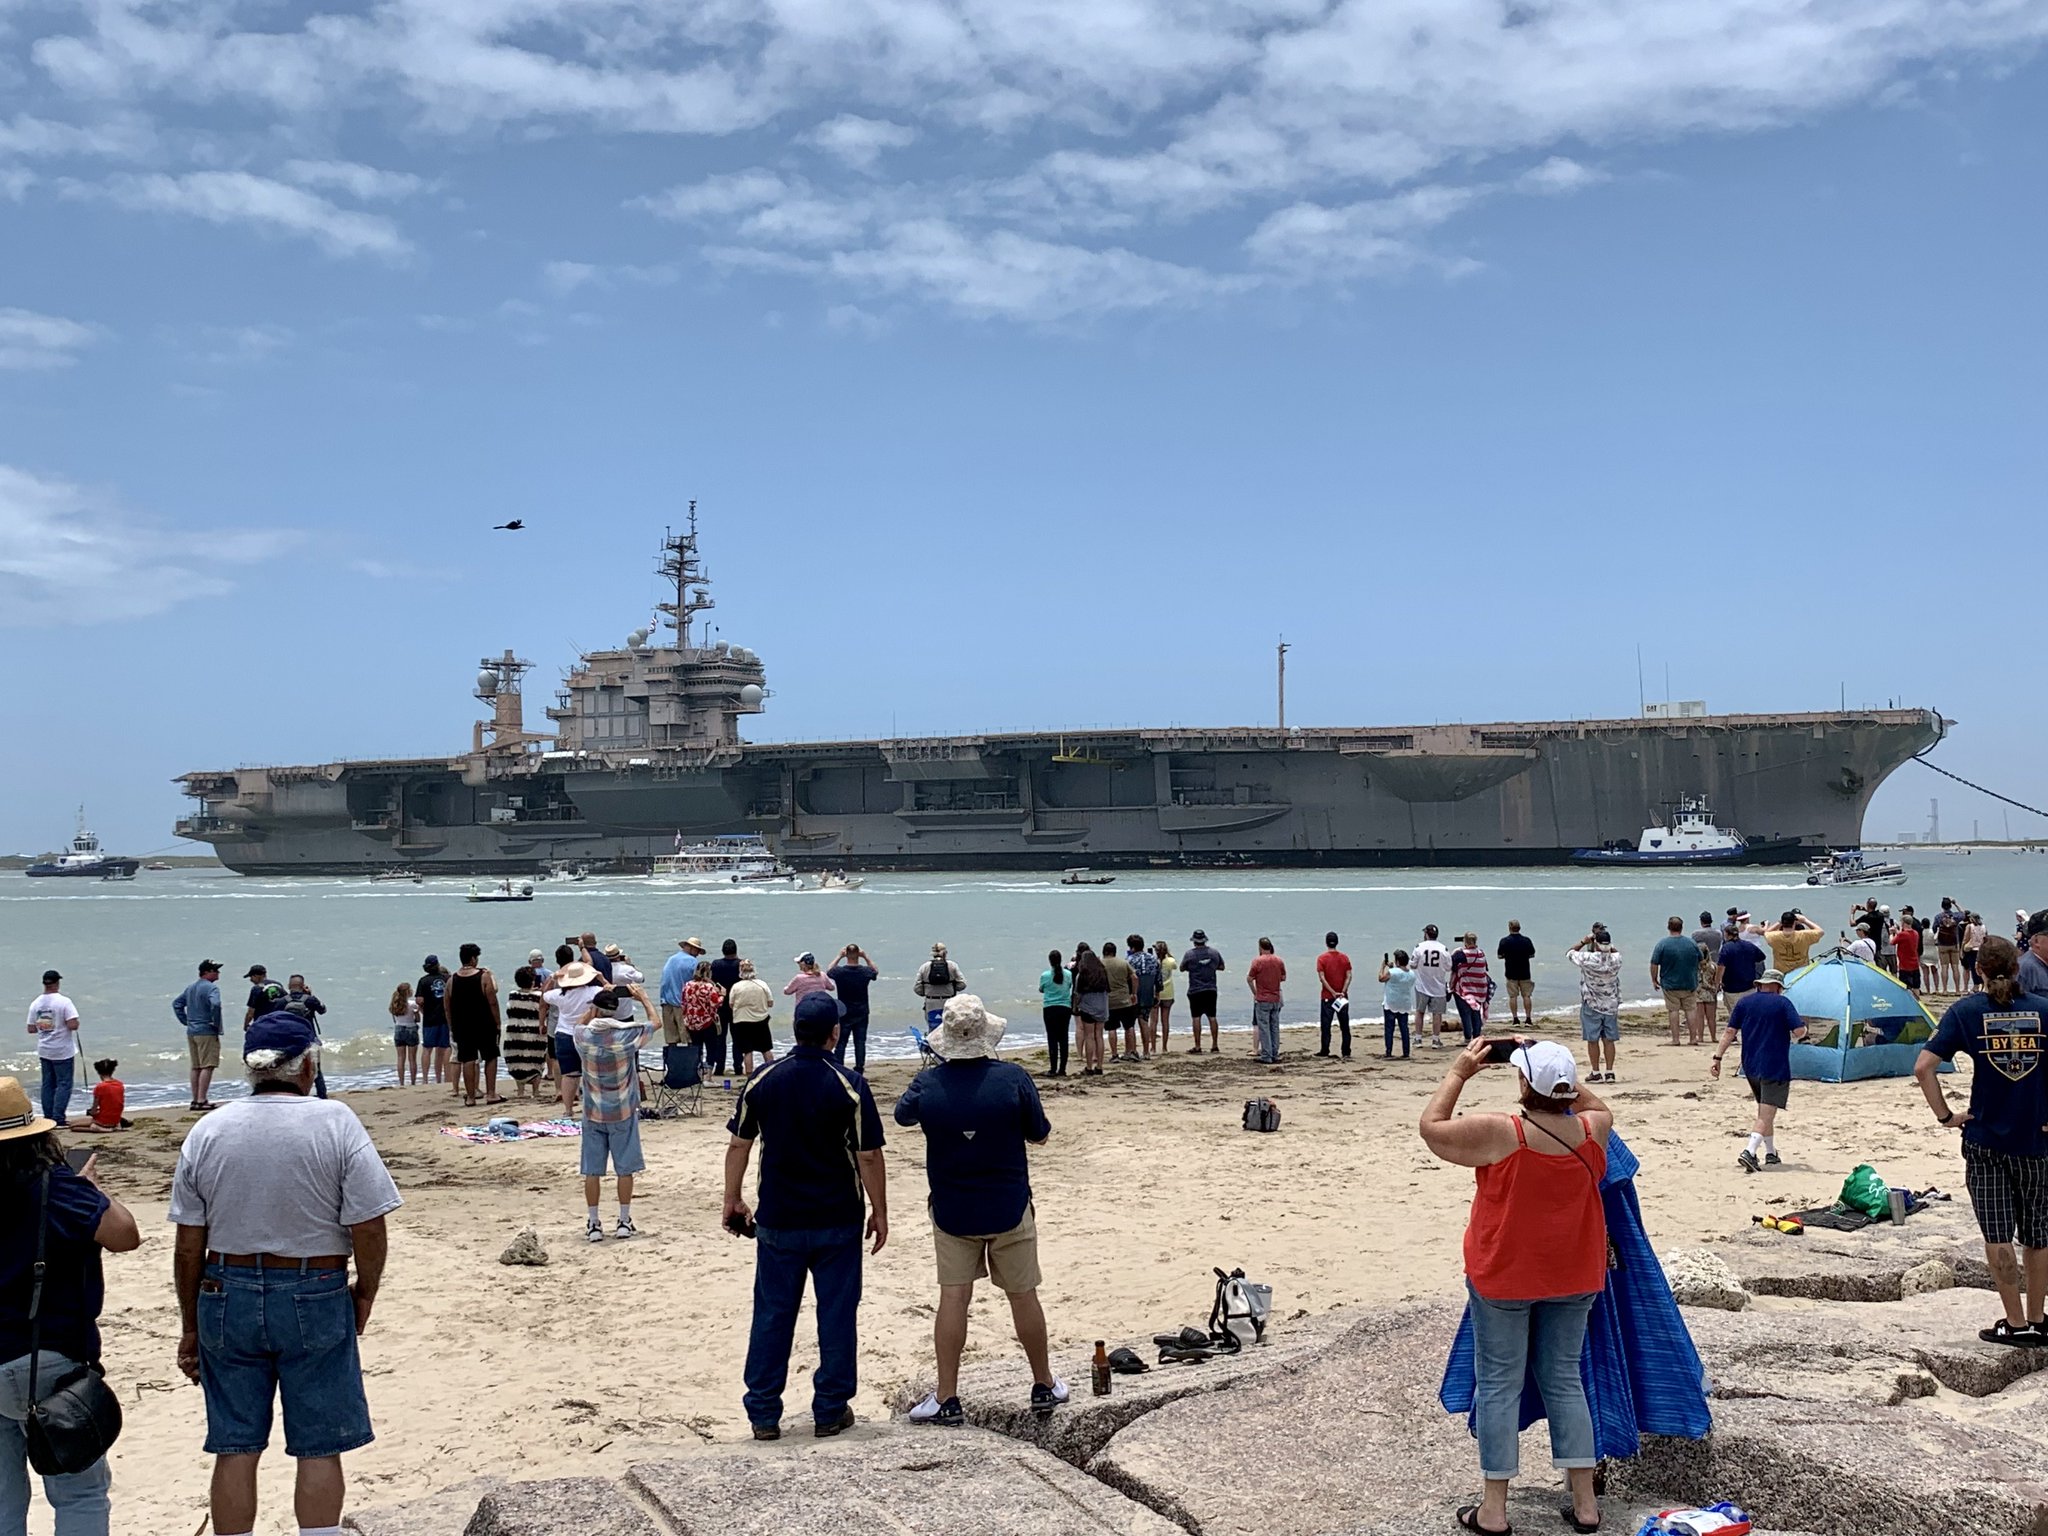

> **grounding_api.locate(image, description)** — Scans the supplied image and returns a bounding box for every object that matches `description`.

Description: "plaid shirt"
[574,1020,652,1125]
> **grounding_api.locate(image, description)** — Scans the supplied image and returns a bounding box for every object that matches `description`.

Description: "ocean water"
[3,850,2039,1111]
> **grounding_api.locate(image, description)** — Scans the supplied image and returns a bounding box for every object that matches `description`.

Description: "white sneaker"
[906,1392,947,1424]
[586,1217,604,1243]
[615,1215,638,1240]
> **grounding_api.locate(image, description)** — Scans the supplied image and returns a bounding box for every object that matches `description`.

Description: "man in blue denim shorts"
[171,1013,401,1536]
[572,980,656,1243]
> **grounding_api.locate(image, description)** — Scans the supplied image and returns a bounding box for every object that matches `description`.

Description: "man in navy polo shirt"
[1916,936,2048,1346]
[895,994,1063,1426]
[826,943,879,1075]
[723,992,888,1440]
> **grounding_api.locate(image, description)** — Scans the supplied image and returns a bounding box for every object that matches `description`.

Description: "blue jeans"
[1252,1001,1282,1061]
[1318,998,1351,1056]
[1466,1283,1598,1480]
[1383,1010,1410,1057]
[0,1351,113,1536]
[38,1059,74,1126]
[831,1011,870,1075]
[743,1225,863,1428]
[197,1263,373,1459]
[1455,997,1485,1041]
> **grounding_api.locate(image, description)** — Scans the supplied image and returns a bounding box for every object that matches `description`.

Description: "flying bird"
[493,519,525,531]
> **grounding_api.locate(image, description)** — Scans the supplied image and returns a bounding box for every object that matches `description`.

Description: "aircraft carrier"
[175,519,1945,875]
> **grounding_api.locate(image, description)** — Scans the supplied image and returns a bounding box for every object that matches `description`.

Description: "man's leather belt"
[206,1252,348,1270]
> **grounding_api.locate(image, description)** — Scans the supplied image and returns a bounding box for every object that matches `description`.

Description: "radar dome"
[475,670,499,695]
[627,627,651,648]
[739,684,765,707]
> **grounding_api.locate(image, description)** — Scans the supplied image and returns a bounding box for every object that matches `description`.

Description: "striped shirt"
[574,1021,652,1125]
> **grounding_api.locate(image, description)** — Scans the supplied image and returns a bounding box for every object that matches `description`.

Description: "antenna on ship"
[1276,638,1289,731]
[656,500,715,647]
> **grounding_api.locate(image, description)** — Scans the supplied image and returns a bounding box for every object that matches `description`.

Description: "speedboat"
[809,871,865,892]
[467,879,535,903]
[370,868,424,884]
[1571,797,1796,866]
[1804,849,1907,887]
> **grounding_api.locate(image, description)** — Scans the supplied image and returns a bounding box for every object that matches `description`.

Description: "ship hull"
[177,709,1945,876]
[26,858,141,878]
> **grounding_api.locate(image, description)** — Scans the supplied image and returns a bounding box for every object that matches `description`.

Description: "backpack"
[1935,913,1959,945]
[1242,1097,1281,1133]
[1208,1266,1273,1349]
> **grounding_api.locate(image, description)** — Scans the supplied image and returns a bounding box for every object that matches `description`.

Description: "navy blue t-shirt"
[1495,933,1536,982]
[1717,938,1766,995]
[1927,992,2048,1158]
[893,1058,1051,1236]
[0,1165,110,1365]
[827,963,876,1014]
[1180,945,1225,992]
[416,972,448,1027]
[1729,991,1804,1082]
[728,1044,886,1231]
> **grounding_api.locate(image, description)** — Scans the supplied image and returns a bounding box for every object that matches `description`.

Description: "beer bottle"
[1091,1340,1112,1397]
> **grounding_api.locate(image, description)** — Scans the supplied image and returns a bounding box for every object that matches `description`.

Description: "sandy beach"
[71,1004,1971,1535]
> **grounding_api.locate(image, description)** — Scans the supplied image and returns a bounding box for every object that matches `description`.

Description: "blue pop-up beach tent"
[1783,951,1941,1083]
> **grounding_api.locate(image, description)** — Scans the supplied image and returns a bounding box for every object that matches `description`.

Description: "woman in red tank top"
[1421,1035,1614,1536]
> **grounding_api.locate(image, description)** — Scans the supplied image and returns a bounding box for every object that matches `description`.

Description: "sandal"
[1457,1506,1511,1535]
[1560,1507,1600,1533]
[485,1097,508,1105]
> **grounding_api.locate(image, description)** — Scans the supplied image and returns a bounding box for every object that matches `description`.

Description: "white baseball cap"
[1512,1040,1580,1101]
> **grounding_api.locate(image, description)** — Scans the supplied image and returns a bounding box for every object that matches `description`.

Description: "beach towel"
[440,1118,583,1144]
[1439,1130,1711,1459]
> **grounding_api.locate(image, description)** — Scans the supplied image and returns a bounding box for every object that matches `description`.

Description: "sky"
[2,0,2044,857]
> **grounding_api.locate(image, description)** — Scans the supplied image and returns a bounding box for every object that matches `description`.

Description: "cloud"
[539,259,676,294]
[75,172,411,259]
[0,113,152,160]
[174,322,294,365]
[1517,156,1609,195]
[279,158,429,201]
[804,115,917,170]
[1245,185,1483,277]
[0,463,295,624]
[0,307,99,370]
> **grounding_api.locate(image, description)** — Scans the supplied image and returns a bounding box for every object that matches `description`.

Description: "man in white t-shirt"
[26,967,82,1127]
[1410,926,1452,1048]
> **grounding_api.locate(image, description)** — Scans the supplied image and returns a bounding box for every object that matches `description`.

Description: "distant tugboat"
[1571,797,1800,867]
[26,810,141,879]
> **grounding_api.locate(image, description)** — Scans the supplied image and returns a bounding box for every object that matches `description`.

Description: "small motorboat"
[1060,868,1116,886]
[1804,849,1907,887]
[467,880,535,903]
[370,868,424,884]
[809,871,864,892]
[99,868,137,882]
[143,861,174,871]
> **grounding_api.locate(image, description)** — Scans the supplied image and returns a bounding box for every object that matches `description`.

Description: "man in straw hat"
[896,995,1064,1426]
[724,993,888,1440]
[0,1073,141,1532]
[170,1011,402,1536]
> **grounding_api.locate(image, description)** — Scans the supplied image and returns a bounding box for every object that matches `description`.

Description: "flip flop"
[1560,1507,1600,1533]
[1456,1506,1511,1535]
[485,1097,508,1105]
[1108,1346,1151,1375]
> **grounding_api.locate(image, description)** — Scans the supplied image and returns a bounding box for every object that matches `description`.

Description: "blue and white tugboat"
[26,811,140,879]
[1572,797,1798,867]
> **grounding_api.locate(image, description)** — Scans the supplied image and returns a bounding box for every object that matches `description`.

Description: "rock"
[1899,1258,1955,1296]
[1720,1200,1986,1302]
[499,1227,548,1266]
[626,1426,1184,1535]
[1662,1248,1751,1311]
[887,1309,1359,1468]
[345,1480,506,1536]
[462,1479,656,1536]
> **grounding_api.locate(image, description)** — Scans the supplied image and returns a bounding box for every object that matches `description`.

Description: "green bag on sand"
[1839,1164,1890,1220]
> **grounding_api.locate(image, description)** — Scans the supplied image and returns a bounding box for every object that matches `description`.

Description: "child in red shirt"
[85,1057,128,1131]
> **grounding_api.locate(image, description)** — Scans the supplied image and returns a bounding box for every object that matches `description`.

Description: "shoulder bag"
[23,1169,124,1476]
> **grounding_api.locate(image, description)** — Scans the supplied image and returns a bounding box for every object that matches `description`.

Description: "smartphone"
[724,1210,757,1239]
[1485,1038,1521,1066]
[64,1146,93,1174]
[1382,952,1390,966]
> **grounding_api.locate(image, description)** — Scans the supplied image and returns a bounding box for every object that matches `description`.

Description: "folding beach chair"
[641,1041,703,1118]
[909,1024,946,1065]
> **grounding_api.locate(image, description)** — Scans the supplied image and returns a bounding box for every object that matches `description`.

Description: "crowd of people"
[9,895,2048,1535]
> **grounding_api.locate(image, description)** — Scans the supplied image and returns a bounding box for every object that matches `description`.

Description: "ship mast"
[657,500,716,648]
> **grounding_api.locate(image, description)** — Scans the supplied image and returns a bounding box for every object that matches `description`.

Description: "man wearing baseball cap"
[174,960,227,1112]
[171,1011,402,1536]
[1711,969,1808,1173]
[25,968,81,1127]
[240,965,272,1030]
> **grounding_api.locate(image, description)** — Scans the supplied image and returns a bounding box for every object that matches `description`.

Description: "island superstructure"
[175,516,1945,875]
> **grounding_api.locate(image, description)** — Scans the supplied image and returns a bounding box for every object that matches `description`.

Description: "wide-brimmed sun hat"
[0,1078,54,1141]
[1759,969,1787,987]
[937,994,1007,1060]
[554,961,601,988]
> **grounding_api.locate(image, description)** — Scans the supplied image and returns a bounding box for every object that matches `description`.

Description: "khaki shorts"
[1662,988,1697,1014]
[934,1203,1042,1293]
[188,1034,221,1070]
[660,1003,684,1046]
[1505,978,1534,1003]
